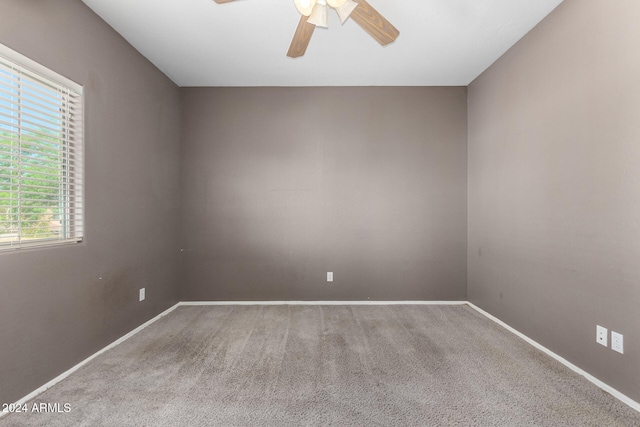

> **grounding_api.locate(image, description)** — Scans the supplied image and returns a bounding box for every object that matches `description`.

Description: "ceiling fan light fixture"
[335,0,358,24]
[307,1,328,28]
[327,0,347,8]
[294,0,318,17]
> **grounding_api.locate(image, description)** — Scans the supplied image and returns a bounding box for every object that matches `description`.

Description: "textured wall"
[468,0,640,402]
[0,1,181,404]
[180,87,467,301]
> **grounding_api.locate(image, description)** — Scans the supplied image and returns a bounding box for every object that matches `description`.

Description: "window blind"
[0,45,83,251]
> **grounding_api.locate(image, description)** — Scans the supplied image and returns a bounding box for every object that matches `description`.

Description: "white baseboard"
[1,302,180,418]
[466,302,640,414]
[4,300,638,418]
[179,300,468,306]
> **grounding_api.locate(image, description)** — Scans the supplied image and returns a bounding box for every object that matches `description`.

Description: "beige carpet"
[1,305,639,426]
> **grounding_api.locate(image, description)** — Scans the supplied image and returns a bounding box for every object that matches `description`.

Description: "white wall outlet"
[327,272,333,282]
[139,288,145,302]
[596,325,607,347]
[611,331,624,354]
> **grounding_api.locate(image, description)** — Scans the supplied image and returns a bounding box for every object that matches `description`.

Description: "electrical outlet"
[139,288,145,302]
[327,272,333,282]
[596,325,607,347]
[611,331,624,354]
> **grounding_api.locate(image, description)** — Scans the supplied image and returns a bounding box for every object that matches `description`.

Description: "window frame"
[0,43,84,252]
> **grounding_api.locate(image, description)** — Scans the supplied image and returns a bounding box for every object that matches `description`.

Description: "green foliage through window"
[0,45,83,250]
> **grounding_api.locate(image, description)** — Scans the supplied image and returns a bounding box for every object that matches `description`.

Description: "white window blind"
[0,44,83,251]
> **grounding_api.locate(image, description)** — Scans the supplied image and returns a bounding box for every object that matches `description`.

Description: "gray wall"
[0,1,182,404]
[468,0,640,402]
[180,87,467,301]
[7,0,638,410]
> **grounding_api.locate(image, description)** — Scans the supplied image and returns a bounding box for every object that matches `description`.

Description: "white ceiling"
[81,0,564,87]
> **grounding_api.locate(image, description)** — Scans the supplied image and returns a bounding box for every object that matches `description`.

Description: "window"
[0,44,83,251]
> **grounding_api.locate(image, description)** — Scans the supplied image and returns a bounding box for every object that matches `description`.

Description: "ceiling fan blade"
[287,15,316,58]
[213,0,236,3]
[350,0,399,46]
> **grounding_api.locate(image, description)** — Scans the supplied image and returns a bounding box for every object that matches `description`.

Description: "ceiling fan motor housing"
[327,0,348,7]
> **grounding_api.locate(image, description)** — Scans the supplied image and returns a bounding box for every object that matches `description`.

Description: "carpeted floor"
[1,304,639,426]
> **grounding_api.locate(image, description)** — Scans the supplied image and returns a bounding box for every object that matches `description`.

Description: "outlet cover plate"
[596,325,607,347]
[139,288,145,302]
[611,331,623,354]
[327,272,333,282]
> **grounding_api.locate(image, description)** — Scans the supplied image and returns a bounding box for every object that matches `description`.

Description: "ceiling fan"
[213,0,400,58]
